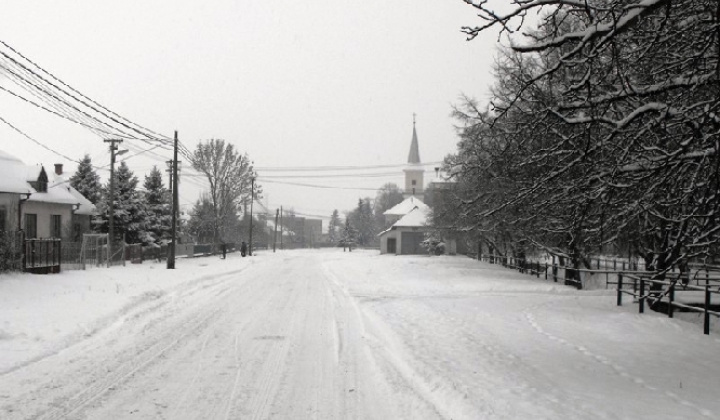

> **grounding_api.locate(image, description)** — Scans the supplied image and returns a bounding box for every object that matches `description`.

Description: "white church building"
[377,119,457,255]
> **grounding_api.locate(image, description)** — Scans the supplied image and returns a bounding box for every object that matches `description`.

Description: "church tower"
[403,114,424,201]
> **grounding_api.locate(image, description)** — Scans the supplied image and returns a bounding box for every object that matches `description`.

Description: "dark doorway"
[387,238,397,254]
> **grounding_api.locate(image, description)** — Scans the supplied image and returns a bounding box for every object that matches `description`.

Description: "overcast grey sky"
[0,0,500,223]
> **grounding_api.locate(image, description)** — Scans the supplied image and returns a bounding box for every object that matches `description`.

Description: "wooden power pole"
[167,131,178,269]
[104,139,123,267]
[273,208,279,252]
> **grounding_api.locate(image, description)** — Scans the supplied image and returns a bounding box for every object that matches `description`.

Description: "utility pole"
[104,139,124,267]
[249,176,255,256]
[167,131,178,269]
[166,160,181,220]
[280,205,283,250]
[273,208,279,252]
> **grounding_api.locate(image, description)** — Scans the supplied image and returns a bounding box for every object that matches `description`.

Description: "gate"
[400,232,424,255]
[25,238,61,274]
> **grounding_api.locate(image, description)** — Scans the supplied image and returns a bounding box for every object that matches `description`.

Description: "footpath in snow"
[1,249,719,419]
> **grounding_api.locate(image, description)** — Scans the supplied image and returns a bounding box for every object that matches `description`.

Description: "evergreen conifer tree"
[69,154,102,205]
[142,166,171,244]
[328,209,341,243]
[99,161,147,243]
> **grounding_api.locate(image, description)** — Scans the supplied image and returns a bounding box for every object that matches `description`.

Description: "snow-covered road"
[1,250,719,419]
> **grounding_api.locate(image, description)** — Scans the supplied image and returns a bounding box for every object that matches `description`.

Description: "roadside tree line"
[69,138,258,248]
[441,0,720,276]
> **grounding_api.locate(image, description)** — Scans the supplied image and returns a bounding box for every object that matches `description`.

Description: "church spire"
[408,113,421,164]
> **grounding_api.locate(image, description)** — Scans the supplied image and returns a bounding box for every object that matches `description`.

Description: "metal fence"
[617,272,720,335]
[24,238,62,274]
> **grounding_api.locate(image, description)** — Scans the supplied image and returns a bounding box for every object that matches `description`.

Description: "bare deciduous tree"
[190,139,255,245]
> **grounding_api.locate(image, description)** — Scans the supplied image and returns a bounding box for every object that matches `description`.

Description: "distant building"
[378,197,432,255]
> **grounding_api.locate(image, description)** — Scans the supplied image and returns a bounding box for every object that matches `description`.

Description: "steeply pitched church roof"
[407,122,421,164]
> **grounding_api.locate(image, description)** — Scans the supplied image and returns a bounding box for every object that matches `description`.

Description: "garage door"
[400,232,425,255]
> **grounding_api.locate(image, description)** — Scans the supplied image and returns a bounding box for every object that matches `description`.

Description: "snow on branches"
[448,0,720,270]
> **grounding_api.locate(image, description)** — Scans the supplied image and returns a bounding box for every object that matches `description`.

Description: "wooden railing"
[617,273,720,335]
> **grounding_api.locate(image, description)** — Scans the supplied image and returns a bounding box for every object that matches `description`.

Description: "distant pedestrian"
[241,241,247,257]
[221,243,227,259]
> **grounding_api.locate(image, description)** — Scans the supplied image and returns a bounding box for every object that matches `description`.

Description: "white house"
[376,118,457,255]
[0,150,96,240]
[378,201,432,255]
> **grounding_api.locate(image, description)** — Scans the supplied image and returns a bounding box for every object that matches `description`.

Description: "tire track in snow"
[18,266,251,420]
[523,308,715,419]
[245,269,304,420]
[38,305,224,420]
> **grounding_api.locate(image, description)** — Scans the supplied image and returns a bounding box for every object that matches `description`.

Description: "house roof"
[383,196,429,216]
[50,174,97,215]
[0,150,34,194]
[393,206,430,228]
[0,150,96,213]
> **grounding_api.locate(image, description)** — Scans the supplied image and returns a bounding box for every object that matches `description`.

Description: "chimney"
[54,163,63,175]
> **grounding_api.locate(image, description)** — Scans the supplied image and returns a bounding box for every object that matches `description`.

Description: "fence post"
[704,285,710,335]
[668,282,674,318]
[552,255,557,282]
[639,278,645,313]
[536,261,540,278]
[545,263,548,280]
[617,274,623,306]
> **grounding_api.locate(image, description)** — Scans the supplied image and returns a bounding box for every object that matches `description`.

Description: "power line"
[0,39,174,145]
[255,161,443,172]
[0,53,145,141]
[256,172,406,179]
[0,114,78,162]
[260,179,381,191]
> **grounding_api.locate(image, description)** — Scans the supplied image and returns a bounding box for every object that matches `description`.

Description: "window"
[412,180,417,186]
[0,206,6,232]
[25,214,37,238]
[51,215,62,238]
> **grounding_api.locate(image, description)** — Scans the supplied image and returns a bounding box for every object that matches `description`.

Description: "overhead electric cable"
[0,114,78,162]
[255,161,443,172]
[260,179,380,191]
[0,83,136,140]
[0,39,174,144]
[0,55,142,140]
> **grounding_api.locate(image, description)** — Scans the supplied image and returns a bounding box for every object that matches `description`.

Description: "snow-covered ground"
[1,249,719,419]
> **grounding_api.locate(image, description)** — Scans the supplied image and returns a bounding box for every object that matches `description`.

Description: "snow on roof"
[28,182,80,206]
[384,196,429,216]
[51,174,97,215]
[393,206,430,228]
[0,150,95,210]
[0,151,34,194]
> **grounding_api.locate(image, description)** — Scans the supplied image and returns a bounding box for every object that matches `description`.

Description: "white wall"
[22,201,73,239]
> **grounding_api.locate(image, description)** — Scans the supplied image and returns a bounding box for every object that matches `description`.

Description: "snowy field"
[1,249,719,419]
